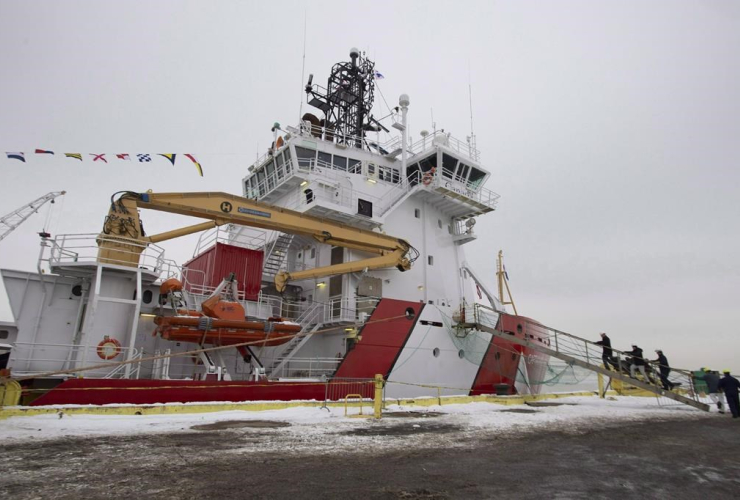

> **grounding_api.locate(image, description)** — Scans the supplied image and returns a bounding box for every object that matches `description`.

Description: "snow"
[0,396,713,454]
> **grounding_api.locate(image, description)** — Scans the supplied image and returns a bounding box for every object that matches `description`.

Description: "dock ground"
[1,397,738,499]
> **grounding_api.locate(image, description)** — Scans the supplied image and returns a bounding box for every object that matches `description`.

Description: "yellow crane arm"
[98,191,414,291]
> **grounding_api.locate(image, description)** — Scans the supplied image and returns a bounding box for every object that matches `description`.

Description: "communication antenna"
[467,60,477,155]
[298,11,308,123]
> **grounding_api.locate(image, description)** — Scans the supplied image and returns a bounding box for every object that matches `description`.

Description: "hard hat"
[655,349,662,353]
[702,367,710,372]
[723,369,731,374]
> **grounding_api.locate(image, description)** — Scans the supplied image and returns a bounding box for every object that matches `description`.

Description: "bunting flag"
[503,265,509,281]
[184,154,203,177]
[476,284,483,300]
[158,154,176,165]
[6,152,25,162]
[6,150,203,176]
[373,70,385,80]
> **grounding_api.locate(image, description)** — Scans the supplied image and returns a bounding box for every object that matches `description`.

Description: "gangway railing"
[470,304,709,412]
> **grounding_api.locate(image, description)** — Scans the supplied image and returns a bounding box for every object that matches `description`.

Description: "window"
[264,160,275,190]
[295,146,316,169]
[468,168,486,189]
[378,165,398,183]
[438,219,442,229]
[407,162,420,185]
[447,225,452,235]
[310,247,316,259]
[0,330,8,339]
[276,152,285,177]
[333,155,347,171]
[428,255,434,265]
[283,151,292,173]
[419,154,437,173]
[414,208,420,218]
[368,163,376,175]
[455,163,470,183]
[142,290,153,304]
[433,348,440,358]
[442,154,458,178]
[348,158,361,174]
[71,285,83,297]
[458,349,465,359]
[318,151,332,167]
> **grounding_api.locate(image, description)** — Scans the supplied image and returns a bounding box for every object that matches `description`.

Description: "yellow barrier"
[0,379,22,407]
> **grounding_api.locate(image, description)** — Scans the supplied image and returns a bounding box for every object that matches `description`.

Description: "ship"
[0,48,551,406]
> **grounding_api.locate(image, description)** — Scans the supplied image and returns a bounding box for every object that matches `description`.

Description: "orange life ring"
[422,172,433,186]
[96,336,122,360]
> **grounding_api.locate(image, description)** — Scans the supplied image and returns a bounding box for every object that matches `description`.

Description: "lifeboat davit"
[154,277,301,347]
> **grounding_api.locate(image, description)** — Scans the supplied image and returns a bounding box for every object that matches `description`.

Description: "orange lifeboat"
[154,276,301,347]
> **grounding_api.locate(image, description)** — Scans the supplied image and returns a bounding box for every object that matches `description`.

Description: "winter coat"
[718,374,740,397]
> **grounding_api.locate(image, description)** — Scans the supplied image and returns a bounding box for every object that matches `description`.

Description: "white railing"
[269,356,343,379]
[47,233,167,274]
[192,225,266,256]
[9,342,141,378]
[432,168,500,210]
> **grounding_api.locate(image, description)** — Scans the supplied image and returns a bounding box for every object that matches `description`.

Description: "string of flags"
[5,150,203,176]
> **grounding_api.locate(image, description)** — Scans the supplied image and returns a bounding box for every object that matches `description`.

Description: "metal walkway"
[469,304,709,412]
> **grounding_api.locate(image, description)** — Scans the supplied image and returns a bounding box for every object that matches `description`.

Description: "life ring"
[422,173,433,186]
[96,336,122,360]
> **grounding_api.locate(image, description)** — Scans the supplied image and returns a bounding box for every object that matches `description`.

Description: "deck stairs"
[266,302,324,379]
[262,233,294,279]
[469,304,709,412]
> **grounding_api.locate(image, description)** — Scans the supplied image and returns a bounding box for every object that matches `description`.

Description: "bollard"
[374,374,384,419]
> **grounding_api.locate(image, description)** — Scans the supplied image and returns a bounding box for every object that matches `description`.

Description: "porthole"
[433,348,440,358]
[142,290,153,304]
[404,307,416,320]
[495,352,501,360]
[517,324,523,334]
[71,285,82,297]
[458,349,465,359]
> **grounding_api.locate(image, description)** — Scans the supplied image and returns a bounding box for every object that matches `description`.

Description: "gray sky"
[1,0,738,371]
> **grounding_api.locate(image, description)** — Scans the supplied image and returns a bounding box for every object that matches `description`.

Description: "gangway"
[468,304,709,412]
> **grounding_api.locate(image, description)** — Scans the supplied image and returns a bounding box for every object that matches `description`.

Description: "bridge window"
[295,146,316,169]
[378,165,398,183]
[455,163,470,183]
[0,330,7,339]
[283,151,292,173]
[333,155,347,171]
[414,208,420,218]
[318,151,332,168]
[442,154,458,178]
[348,158,361,174]
[468,168,486,189]
[418,154,437,173]
[265,160,276,190]
[276,152,285,177]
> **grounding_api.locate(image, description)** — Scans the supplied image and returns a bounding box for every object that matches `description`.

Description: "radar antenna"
[304,48,383,149]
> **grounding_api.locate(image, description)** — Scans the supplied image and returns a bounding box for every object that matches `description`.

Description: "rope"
[6,314,408,383]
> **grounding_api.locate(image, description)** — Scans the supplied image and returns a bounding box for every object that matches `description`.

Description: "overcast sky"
[1,0,738,371]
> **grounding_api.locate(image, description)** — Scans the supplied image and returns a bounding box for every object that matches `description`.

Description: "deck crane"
[98,191,418,292]
[0,191,66,242]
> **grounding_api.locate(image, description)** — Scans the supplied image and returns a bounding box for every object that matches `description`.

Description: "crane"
[0,191,66,242]
[98,191,418,292]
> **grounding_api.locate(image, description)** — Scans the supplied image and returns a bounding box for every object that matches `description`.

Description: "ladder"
[469,304,709,412]
[262,233,294,278]
[0,191,65,241]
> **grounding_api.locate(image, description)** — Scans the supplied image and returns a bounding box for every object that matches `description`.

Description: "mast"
[497,250,518,315]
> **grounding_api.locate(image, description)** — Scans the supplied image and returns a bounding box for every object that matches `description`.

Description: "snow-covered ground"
[0,395,716,455]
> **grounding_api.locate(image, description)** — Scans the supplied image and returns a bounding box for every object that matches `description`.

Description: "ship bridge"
[241,124,499,229]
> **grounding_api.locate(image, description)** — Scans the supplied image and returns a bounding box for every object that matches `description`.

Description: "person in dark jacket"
[595,333,617,370]
[626,344,649,382]
[652,349,674,390]
[698,368,725,413]
[718,370,740,418]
